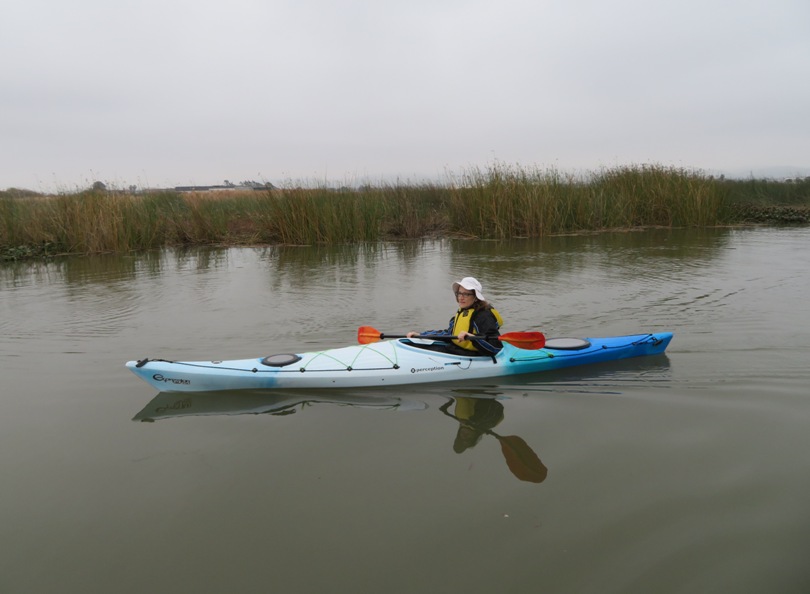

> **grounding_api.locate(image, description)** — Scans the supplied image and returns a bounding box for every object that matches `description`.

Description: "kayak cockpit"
[396,338,499,360]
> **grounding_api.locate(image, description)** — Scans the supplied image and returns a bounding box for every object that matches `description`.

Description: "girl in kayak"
[407,277,504,356]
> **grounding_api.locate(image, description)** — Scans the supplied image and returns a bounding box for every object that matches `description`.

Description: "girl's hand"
[406,332,417,338]
[457,331,470,341]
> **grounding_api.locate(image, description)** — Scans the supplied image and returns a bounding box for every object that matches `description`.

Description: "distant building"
[174,180,276,192]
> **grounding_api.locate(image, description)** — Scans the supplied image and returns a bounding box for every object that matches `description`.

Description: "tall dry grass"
[3,163,801,260]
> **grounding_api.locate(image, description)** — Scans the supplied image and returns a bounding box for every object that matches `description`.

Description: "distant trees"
[240,180,277,189]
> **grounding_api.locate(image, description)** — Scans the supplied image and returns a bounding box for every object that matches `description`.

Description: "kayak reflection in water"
[406,277,504,356]
[440,396,548,484]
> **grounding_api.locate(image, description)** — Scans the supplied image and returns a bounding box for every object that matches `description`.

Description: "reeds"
[1,164,806,260]
[254,187,386,244]
[445,163,734,238]
[450,164,589,237]
[589,165,731,228]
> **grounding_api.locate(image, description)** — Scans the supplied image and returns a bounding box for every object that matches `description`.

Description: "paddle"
[357,325,545,350]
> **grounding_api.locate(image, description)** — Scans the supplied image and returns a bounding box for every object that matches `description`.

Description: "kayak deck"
[125,332,673,393]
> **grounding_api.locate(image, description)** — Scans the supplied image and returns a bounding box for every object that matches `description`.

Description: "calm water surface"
[1,228,809,594]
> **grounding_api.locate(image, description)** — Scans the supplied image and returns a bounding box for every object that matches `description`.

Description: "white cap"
[452,277,485,301]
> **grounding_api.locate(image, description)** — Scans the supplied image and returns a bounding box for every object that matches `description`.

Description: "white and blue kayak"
[125,331,673,393]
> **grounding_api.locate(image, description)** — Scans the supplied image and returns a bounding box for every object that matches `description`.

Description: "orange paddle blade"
[358,326,384,345]
[499,331,545,350]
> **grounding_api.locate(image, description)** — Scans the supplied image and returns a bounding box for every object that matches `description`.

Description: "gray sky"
[2,0,809,192]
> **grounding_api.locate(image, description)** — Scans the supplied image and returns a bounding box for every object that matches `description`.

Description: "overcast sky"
[2,0,808,192]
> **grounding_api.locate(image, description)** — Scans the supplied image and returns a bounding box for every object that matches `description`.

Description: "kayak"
[125,332,673,393]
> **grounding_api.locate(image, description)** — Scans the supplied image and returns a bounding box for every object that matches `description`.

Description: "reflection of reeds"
[2,165,807,259]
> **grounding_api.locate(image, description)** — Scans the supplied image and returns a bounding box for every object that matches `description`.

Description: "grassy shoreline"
[2,165,809,262]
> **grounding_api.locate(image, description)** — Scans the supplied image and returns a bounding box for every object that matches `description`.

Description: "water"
[1,228,809,594]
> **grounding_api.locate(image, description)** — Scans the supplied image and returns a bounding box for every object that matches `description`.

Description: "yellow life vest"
[451,307,504,351]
